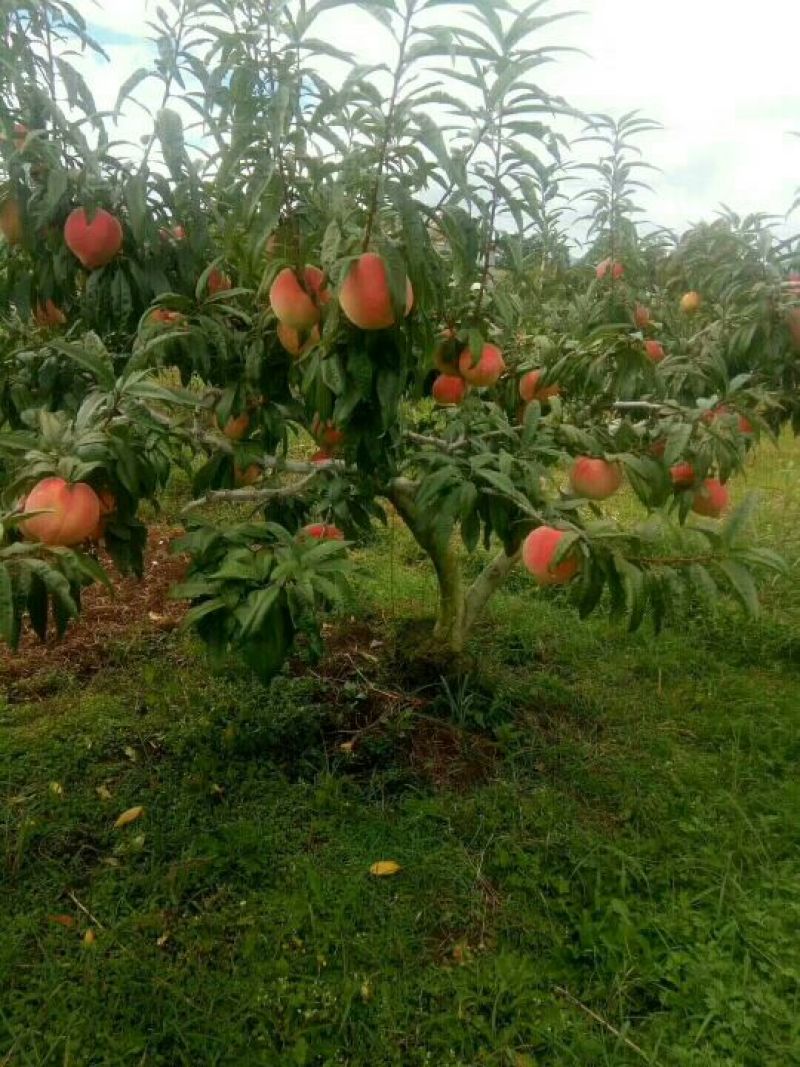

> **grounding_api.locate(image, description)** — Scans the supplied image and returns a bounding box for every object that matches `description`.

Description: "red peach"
[670,462,695,489]
[644,339,665,363]
[277,322,320,358]
[311,414,345,449]
[522,526,581,586]
[692,478,729,518]
[634,304,651,329]
[596,258,624,280]
[22,477,101,546]
[270,266,325,330]
[519,369,560,404]
[302,523,344,541]
[216,411,250,440]
[458,343,505,387]
[33,300,66,328]
[148,308,186,327]
[234,465,261,487]
[63,207,123,269]
[338,253,413,330]
[207,268,232,296]
[569,457,623,501]
[432,374,467,406]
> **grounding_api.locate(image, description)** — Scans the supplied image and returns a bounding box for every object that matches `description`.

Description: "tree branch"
[182,472,319,515]
[463,546,521,633]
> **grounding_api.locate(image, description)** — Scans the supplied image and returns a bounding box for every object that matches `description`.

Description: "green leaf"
[115,67,152,116]
[716,559,760,616]
[236,585,281,639]
[0,563,13,645]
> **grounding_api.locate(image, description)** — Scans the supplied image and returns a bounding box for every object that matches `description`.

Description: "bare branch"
[182,472,319,515]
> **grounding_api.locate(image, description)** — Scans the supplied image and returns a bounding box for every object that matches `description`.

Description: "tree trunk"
[387,478,520,657]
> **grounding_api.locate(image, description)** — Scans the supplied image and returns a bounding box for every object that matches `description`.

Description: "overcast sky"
[73,0,800,241]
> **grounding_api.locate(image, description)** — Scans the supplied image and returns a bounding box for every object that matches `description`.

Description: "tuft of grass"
[2,435,800,1065]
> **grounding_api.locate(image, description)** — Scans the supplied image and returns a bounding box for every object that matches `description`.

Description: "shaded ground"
[0,527,186,688]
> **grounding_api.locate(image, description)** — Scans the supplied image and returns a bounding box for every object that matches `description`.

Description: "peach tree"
[0,0,795,676]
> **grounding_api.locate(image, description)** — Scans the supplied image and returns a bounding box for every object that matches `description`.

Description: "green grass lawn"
[2,437,800,1066]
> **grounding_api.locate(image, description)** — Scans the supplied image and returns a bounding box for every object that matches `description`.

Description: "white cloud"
[71,0,800,235]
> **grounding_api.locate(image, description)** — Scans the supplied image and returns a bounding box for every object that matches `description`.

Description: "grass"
[2,435,800,1066]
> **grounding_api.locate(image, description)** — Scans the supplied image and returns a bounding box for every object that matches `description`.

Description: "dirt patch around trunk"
[0,526,187,685]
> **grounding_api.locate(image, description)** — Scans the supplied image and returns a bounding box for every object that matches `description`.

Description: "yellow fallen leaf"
[49,781,63,796]
[339,740,355,754]
[369,860,402,877]
[114,805,144,829]
[83,929,97,946]
[96,785,112,801]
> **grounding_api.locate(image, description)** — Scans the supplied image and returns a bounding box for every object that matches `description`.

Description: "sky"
[72,0,800,241]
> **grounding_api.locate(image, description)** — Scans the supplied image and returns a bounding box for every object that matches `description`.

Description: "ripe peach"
[311,414,344,449]
[569,457,623,501]
[160,224,186,241]
[270,266,327,330]
[649,439,666,459]
[432,374,467,406]
[63,207,123,269]
[458,343,505,387]
[692,478,729,518]
[207,268,232,296]
[669,462,695,488]
[310,450,333,465]
[644,339,665,363]
[0,198,23,245]
[519,369,560,404]
[302,523,344,541]
[522,526,580,586]
[596,258,623,281]
[148,308,186,327]
[22,477,101,546]
[338,253,413,330]
[33,300,66,328]
[703,405,752,434]
[680,290,701,314]
[216,411,250,440]
[234,464,261,487]
[634,304,651,329]
[277,322,320,358]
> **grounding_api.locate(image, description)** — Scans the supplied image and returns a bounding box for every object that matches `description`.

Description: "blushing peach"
[338,253,413,330]
[522,526,580,586]
[458,343,505,387]
[277,322,320,358]
[644,339,665,363]
[301,523,344,541]
[432,374,467,406]
[692,478,729,518]
[670,462,695,489]
[33,300,66,328]
[569,457,623,501]
[63,207,123,269]
[22,477,101,546]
